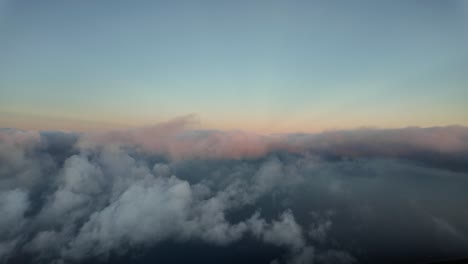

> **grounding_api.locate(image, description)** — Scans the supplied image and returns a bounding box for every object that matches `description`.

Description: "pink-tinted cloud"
[75,116,468,160]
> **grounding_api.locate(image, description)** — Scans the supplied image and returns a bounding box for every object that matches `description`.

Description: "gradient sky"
[0,0,467,132]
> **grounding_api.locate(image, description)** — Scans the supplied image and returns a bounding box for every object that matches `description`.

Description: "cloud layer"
[1,119,468,264]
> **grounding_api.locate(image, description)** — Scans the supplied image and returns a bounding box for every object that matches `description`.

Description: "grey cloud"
[248,210,305,250]
[1,121,468,264]
[0,189,29,260]
[308,211,334,244]
[0,138,317,263]
[65,176,193,259]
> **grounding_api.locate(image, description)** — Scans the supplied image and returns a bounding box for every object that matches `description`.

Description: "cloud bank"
[1,118,468,264]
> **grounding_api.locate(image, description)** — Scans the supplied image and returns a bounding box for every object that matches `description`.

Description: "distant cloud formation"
[1,118,468,263]
[80,115,468,170]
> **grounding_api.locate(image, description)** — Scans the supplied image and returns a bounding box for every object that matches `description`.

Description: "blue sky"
[0,0,467,132]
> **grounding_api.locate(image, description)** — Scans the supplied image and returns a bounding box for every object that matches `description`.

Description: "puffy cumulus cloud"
[35,154,107,228]
[1,119,468,263]
[0,189,31,261]
[249,210,305,250]
[0,131,320,263]
[0,129,48,191]
[64,175,193,259]
[0,189,29,232]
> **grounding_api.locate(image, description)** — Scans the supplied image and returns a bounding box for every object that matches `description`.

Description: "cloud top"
[1,118,468,263]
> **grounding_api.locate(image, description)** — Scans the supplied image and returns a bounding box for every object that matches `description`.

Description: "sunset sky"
[2,2,468,264]
[1,0,467,132]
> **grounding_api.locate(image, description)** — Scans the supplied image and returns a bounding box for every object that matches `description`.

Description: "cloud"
[64,175,193,259]
[0,189,29,260]
[1,119,468,263]
[76,119,468,173]
[248,210,305,250]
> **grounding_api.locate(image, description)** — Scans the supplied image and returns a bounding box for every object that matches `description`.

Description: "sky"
[0,0,467,132]
[2,3,468,263]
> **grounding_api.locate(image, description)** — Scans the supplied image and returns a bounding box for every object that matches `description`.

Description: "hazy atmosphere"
[1,0,467,131]
[1,1,468,264]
